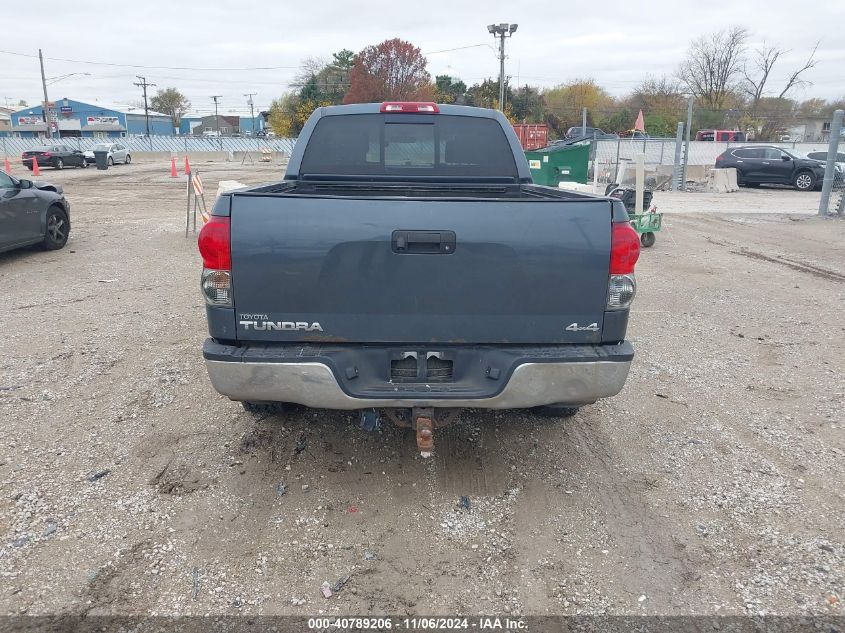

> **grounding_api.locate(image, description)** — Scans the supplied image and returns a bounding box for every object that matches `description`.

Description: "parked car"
[715,145,831,191]
[83,143,131,166]
[696,129,746,142]
[564,126,618,140]
[806,151,845,170]
[198,101,640,455]
[806,151,845,185]
[0,171,71,254]
[21,145,87,170]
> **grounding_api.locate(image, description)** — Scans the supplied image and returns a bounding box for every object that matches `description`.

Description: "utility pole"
[38,49,51,139]
[487,23,518,112]
[211,96,222,150]
[134,76,156,150]
[244,93,256,135]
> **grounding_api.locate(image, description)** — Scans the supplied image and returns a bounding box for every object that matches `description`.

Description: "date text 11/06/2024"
[306,617,528,630]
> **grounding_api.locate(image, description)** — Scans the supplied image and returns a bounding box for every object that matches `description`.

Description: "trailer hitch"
[382,407,459,458]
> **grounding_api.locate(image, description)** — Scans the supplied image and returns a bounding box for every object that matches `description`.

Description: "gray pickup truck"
[199,102,640,454]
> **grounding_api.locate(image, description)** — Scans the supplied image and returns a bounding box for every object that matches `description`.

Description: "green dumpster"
[524,143,590,186]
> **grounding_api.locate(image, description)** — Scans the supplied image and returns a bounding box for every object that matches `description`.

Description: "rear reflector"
[380,102,439,114]
[201,269,232,306]
[607,274,636,309]
[610,222,640,275]
[198,216,231,270]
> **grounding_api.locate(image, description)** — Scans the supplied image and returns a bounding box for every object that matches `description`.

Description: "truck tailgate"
[230,195,612,344]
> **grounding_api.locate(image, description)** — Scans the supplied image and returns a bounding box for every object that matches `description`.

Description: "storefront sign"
[87,116,120,126]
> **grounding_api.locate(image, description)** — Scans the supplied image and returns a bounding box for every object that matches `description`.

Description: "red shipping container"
[512,123,549,150]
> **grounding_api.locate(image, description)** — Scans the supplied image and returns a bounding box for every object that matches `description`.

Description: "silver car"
[83,142,132,166]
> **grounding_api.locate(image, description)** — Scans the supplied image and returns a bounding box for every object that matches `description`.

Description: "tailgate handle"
[392,230,456,254]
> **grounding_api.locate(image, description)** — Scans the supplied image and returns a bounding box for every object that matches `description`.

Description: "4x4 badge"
[566,322,599,332]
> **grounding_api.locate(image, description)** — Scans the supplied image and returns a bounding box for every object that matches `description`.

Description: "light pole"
[487,23,518,112]
[682,95,693,191]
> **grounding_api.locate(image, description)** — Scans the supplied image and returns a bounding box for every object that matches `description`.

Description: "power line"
[0,49,298,71]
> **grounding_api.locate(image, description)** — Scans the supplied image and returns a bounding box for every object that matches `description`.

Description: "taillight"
[42,152,52,158]
[380,102,439,113]
[198,216,232,307]
[607,222,640,310]
[610,222,640,274]
[716,152,726,162]
[198,216,231,270]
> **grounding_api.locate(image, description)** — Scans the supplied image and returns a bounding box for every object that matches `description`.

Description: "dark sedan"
[715,145,829,191]
[21,144,88,170]
[0,171,71,254]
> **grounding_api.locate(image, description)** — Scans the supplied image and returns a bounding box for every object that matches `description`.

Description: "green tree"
[465,78,512,110]
[510,85,544,122]
[435,75,467,104]
[150,87,191,128]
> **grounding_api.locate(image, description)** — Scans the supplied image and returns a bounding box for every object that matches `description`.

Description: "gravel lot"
[0,159,842,618]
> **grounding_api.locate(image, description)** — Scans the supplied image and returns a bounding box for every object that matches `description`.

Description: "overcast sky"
[2,0,843,116]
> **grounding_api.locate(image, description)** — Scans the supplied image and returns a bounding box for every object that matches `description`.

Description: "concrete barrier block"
[708,168,739,193]
[216,180,248,199]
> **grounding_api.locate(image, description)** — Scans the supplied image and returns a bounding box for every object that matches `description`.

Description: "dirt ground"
[0,158,843,618]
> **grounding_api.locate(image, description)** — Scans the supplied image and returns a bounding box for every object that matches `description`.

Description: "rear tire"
[640,231,656,248]
[793,171,815,191]
[531,405,580,418]
[41,206,70,250]
[108,156,114,166]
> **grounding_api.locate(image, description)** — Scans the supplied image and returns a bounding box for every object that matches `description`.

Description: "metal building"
[9,98,173,138]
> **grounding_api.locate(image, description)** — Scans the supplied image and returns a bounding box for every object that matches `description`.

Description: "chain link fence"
[0,135,297,156]
[589,138,839,188]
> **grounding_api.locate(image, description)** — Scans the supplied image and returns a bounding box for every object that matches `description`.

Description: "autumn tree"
[344,38,434,103]
[150,87,191,128]
[542,79,616,134]
[677,27,748,109]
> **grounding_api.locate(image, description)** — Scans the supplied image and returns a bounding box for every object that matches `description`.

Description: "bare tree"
[777,43,819,98]
[742,43,781,111]
[677,27,749,109]
[743,42,819,111]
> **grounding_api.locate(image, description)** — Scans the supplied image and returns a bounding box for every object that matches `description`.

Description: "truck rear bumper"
[203,339,633,410]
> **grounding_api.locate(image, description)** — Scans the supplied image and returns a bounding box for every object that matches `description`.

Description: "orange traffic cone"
[170,157,178,178]
[3,156,10,174]
[32,157,40,176]
[184,155,191,175]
